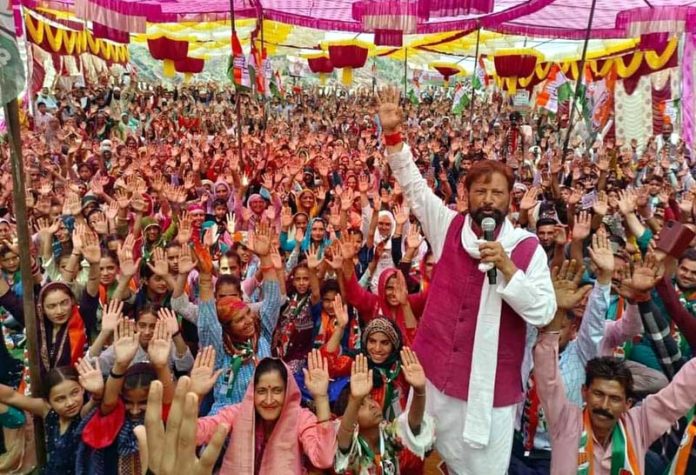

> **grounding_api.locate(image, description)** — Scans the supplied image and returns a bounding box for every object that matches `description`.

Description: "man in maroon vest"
[377,87,557,474]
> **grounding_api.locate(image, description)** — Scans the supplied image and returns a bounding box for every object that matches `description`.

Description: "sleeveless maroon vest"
[413,214,538,406]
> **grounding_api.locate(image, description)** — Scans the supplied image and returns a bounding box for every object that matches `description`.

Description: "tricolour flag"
[536,64,568,114]
[228,31,250,90]
[452,82,469,115]
[472,57,488,90]
[0,1,25,105]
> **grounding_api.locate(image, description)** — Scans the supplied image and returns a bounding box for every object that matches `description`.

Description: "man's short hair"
[585,357,633,398]
[464,160,514,193]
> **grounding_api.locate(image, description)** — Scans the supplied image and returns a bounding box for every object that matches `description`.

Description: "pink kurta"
[535,331,696,474]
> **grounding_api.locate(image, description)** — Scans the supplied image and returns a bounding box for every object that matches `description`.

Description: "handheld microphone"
[481,217,497,285]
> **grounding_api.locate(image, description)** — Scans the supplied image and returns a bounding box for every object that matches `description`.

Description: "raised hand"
[516,187,537,213]
[350,354,373,400]
[134,378,228,475]
[280,207,293,229]
[305,244,323,269]
[333,293,349,328]
[340,188,355,211]
[406,224,423,250]
[117,234,140,278]
[588,230,614,282]
[393,204,410,226]
[617,253,663,299]
[177,245,198,275]
[81,228,102,265]
[376,86,403,134]
[400,347,426,391]
[147,247,169,277]
[551,260,592,310]
[393,272,409,305]
[91,212,109,235]
[302,349,330,400]
[572,211,592,241]
[76,358,104,396]
[113,318,140,366]
[617,189,637,216]
[158,307,180,336]
[250,221,272,257]
[177,212,193,245]
[100,299,124,334]
[147,320,172,369]
[225,213,237,235]
[189,346,223,397]
[592,190,609,216]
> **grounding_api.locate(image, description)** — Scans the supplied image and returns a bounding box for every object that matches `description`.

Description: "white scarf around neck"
[460,214,534,448]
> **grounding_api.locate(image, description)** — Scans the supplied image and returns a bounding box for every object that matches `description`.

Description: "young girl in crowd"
[0,360,105,475]
[87,300,193,376]
[323,304,413,422]
[334,351,435,475]
[77,318,175,475]
[189,349,337,474]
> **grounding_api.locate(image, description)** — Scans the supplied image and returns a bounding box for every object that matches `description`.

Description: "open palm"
[303,349,329,399]
[350,354,373,400]
[189,346,223,397]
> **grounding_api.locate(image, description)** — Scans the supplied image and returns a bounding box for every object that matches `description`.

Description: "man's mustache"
[592,408,614,420]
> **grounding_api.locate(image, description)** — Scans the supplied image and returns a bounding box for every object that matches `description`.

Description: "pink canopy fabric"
[17,0,696,39]
[492,1,696,39]
[17,0,554,34]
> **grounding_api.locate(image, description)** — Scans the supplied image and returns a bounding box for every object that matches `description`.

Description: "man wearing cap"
[377,87,556,474]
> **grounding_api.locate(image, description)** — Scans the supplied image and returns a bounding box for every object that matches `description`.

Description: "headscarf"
[226,360,307,474]
[217,296,259,357]
[36,282,86,377]
[300,217,331,254]
[374,210,396,248]
[360,317,403,420]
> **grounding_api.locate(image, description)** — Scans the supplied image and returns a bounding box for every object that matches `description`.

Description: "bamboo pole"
[2,98,46,465]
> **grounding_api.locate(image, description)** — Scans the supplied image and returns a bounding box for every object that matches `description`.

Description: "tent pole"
[469,24,481,121]
[2,98,46,466]
[230,0,243,167]
[260,11,268,131]
[403,47,408,97]
[563,0,597,154]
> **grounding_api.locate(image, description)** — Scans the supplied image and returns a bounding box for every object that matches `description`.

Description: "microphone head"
[481,217,497,232]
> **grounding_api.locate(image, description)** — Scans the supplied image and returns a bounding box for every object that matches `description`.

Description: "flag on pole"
[472,57,488,90]
[536,64,568,114]
[270,70,283,97]
[263,55,273,97]
[249,42,266,95]
[0,1,25,105]
[228,31,250,89]
[408,75,421,104]
[452,82,469,115]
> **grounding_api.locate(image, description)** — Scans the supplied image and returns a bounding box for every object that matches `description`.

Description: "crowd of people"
[0,76,695,475]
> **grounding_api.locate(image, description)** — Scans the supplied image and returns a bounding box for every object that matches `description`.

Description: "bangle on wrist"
[413,389,426,397]
[110,369,126,379]
[260,264,274,272]
[172,329,181,338]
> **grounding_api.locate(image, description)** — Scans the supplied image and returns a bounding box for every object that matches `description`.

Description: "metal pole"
[230,0,244,167]
[403,47,408,97]
[469,25,481,121]
[2,98,46,465]
[563,0,597,154]
[260,12,268,130]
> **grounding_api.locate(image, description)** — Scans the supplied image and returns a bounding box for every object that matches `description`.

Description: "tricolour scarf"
[667,407,696,475]
[460,214,534,448]
[577,409,640,475]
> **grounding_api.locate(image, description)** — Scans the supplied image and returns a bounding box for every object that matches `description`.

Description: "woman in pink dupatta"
[192,350,337,474]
